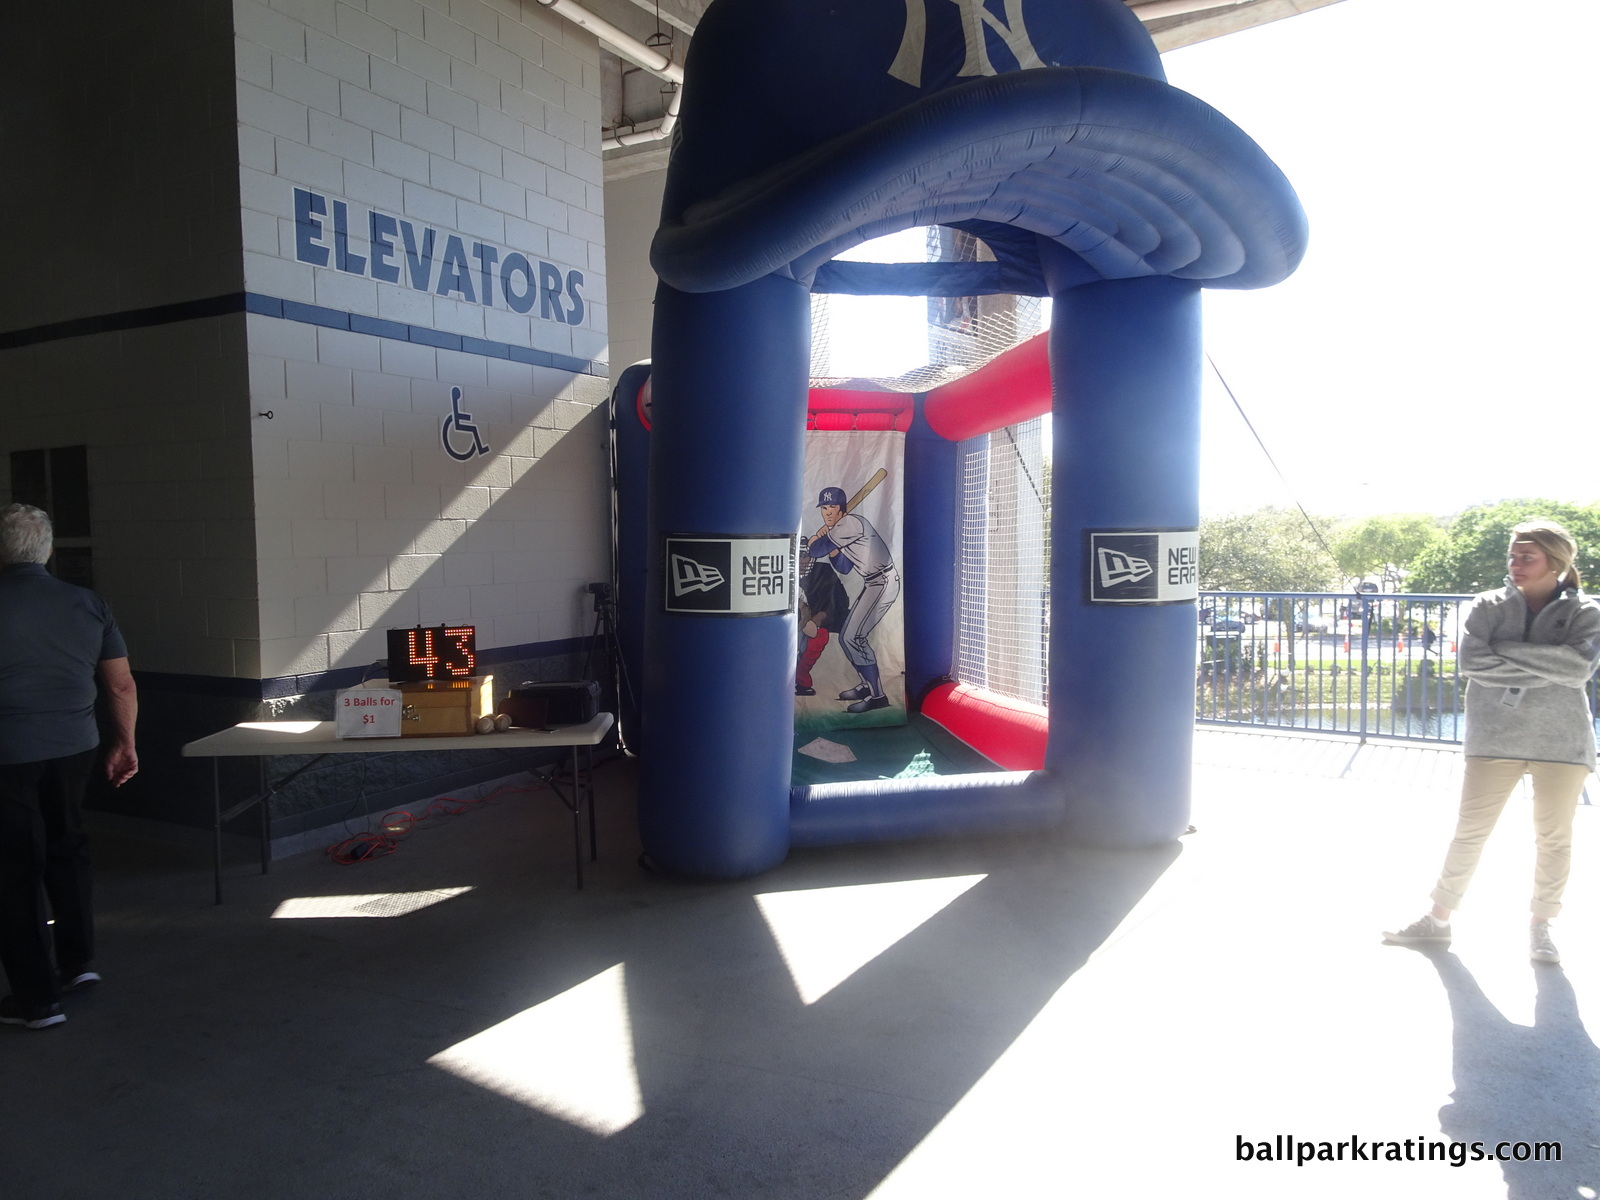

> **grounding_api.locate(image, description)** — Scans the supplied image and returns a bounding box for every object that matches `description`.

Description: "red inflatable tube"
[922,331,1051,442]
[807,388,913,413]
[920,680,1048,772]
[640,384,915,431]
[807,388,914,431]
[809,410,910,431]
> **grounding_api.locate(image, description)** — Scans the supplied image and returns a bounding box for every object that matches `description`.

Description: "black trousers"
[0,749,96,1009]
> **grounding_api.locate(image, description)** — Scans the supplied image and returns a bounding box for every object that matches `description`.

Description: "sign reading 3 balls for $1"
[663,536,795,615]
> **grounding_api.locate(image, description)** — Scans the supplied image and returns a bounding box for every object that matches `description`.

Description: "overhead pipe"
[1128,0,1260,20]
[535,0,684,82]
[534,0,685,148]
[602,74,682,150]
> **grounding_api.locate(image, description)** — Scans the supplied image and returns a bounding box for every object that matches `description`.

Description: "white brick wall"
[7,76,246,325]
[236,0,605,368]
[0,323,261,679]
[246,321,609,677]
[235,0,611,679]
[3,2,614,685]
[603,168,666,384]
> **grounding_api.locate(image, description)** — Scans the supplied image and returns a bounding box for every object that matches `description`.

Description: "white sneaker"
[0,995,66,1029]
[1531,921,1560,964]
[1383,915,1451,946]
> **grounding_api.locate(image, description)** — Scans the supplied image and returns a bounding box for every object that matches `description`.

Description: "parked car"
[1294,615,1335,634]
[1201,607,1250,630]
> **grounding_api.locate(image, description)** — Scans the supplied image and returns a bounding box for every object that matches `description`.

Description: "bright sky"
[1165,0,1600,519]
[814,228,936,379]
[821,0,1600,522]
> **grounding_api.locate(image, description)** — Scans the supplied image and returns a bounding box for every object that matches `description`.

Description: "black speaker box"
[502,680,601,728]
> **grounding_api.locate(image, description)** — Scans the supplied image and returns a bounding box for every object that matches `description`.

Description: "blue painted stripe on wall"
[350,313,409,340]
[267,294,605,375]
[244,294,284,318]
[549,352,593,374]
[0,293,251,349]
[281,299,349,329]
[0,293,609,377]
[461,335,508,359]
[134,636,591,701]
[407,324,461,350]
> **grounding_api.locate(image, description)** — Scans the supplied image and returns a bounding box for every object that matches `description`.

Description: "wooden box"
[397,675,494,737]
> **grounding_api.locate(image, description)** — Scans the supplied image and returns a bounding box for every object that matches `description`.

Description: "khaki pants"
[1431,757,1591,920]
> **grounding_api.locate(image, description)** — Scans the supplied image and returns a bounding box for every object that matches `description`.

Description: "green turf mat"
[791,714,1001,787]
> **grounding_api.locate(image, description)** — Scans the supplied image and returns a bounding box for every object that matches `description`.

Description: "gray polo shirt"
[0,562,128,765]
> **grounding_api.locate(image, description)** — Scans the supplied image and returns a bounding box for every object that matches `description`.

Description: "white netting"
[956,418,1050,705]
[808,227,1045,392]
[804,226,1053,703]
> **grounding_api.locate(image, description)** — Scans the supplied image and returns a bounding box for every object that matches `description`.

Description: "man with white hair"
[0,503,137,1030]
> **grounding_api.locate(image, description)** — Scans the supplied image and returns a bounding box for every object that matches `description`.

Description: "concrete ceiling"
[589,0,1349,179]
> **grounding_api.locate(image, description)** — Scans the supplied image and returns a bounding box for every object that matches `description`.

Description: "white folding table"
[181,713,614,902]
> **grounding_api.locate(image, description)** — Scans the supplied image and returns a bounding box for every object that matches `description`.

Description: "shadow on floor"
[1415,946,1600,1197]
[3,758,1181,1200]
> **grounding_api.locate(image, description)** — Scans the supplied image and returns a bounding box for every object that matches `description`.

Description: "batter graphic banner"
[796,429,906,731]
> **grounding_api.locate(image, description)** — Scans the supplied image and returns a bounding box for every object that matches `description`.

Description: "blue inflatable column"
[1047,274,1201,847]
[903,401,959,706]
[638,276,809,876]
[610,363,654,754]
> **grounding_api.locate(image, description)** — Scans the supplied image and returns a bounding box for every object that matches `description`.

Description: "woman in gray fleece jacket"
[1385,520,1600,964]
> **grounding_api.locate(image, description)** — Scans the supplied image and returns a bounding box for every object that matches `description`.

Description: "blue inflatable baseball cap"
[652,0,1306,299]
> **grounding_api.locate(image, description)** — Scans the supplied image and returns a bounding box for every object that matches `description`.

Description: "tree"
[1200,507,1341,592]
[1405,499,1600,594]
[1331,513,1443,588]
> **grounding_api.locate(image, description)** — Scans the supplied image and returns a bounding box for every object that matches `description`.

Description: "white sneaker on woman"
[1530,921,1560,964]
[1383,915,1451,946]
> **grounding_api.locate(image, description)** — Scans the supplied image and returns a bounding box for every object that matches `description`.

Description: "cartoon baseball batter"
[807,484,901,713]
[795,537,849,696]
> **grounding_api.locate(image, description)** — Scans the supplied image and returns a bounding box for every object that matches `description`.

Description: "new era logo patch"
[1086,531,1198,605]
[671,553,725,596]
[1097,546,1153,589]
[662,536,794,616]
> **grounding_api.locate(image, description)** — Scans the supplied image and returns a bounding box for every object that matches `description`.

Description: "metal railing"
[1196,590,1600,745]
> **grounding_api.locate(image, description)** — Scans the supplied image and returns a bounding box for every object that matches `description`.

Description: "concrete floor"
[4,730,1598,1200]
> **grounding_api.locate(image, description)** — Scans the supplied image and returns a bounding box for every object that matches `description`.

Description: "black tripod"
[581,581,637,754]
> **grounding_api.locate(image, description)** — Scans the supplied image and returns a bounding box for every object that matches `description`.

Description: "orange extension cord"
[324,780,539,865]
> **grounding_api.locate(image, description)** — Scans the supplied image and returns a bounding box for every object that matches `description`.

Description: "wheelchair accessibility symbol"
[441,386,490,461]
